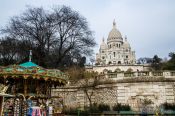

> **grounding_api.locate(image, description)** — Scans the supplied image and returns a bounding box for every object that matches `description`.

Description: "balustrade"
[170,71,175,76]
[104,71,175,79]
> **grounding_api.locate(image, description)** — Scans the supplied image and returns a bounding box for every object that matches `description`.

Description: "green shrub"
[162,102,175,111]
[113,103,121,112]
[90,103,99,113]
[63,107,77,114]
[98,103,110,112]
[121,104,131,111]
[113,103,131,112]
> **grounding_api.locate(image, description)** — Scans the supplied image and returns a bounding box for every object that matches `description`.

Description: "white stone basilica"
[55,20,175,112]
[96,20,136,65]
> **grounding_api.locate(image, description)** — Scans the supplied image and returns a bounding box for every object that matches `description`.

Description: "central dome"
[107,20,122,42]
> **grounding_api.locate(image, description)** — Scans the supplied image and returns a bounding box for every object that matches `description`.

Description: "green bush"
[113,103,131,112]
[98,103,110,112]
[113,103,121,112]
[162,102,175,111]
[63,107,77,114]
[90,103,99,113]
[121,104,131,111]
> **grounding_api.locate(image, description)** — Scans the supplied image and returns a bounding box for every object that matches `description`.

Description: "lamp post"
[73,58,77,65]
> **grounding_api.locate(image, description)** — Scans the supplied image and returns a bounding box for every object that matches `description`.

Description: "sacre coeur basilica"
[89,20,146,73]
[96,20,136,65]
[54,20,175,112]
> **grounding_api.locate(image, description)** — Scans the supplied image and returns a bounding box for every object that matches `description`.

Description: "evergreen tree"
[163,52,175,70]
[151,55,162,70]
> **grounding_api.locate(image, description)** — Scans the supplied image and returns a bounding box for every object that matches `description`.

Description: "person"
[141,107,147,116]
[155,109,162,116]
[141,112,147,116]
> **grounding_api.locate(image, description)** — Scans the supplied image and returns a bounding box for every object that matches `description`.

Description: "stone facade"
[93,20,145,74]
[92,64,144,72]
[96,20,136,65]
[85,64,151,73]
[52,71,175,111]
[117,82,175,111]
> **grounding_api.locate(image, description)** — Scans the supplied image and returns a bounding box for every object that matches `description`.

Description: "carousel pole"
[36,79,39,96]
[23,50,32,97]
[0,96,4,116]
[24,79,27,97]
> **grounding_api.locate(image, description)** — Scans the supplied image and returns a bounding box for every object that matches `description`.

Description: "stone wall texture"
[52,71,175,111]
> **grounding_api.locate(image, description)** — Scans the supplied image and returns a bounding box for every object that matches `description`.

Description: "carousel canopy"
[19,61,38,68]
[0,61,69,84]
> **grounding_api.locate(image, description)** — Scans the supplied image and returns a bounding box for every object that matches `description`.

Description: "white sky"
[0,0,175,59]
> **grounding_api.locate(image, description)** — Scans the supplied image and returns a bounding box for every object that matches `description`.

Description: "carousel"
[0,59,68,116]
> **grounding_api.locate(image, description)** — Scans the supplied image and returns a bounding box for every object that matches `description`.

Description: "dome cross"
[113,19,116,28]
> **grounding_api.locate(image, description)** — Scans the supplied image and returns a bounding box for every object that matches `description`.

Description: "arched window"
[113,52,115,57]
[119,44,120,48]
[115,68,121,72]
[103,69,108,72]
[108,61,112,64]
[127,68,133,72]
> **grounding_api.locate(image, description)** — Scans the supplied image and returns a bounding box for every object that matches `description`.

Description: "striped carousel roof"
[0,62,69,84]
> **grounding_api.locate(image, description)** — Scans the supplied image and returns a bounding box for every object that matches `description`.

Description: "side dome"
[100,37,107,49]
[123,37,130,48]
[107,20,123,42]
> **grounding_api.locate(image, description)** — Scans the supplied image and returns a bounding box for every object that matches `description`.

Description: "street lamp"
[73,58,78,67]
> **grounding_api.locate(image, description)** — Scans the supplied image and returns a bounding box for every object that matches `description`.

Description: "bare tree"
[66,68,99,108]
[0,37,19,65]
[51,6,96,66]
[67,67,115,110]
[80,71,99,109]
[79,71,115,111]
[1,7,54,66]
[1,6,96,68]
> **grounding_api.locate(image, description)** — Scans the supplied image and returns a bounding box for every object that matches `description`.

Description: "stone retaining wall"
[52,71,175,111]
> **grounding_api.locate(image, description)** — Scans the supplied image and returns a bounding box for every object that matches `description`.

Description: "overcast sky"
[0,0,175,59]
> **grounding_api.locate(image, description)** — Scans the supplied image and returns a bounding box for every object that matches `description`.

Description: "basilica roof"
[107,20,122,41]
